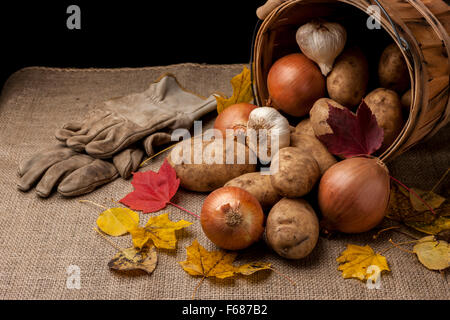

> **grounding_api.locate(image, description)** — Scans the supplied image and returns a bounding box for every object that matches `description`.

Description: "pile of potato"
[165,40,410,260]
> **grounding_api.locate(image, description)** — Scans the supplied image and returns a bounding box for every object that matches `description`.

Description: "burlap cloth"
[0,64,448,300]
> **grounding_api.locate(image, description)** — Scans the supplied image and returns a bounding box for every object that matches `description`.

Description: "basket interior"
[255,1,409,109]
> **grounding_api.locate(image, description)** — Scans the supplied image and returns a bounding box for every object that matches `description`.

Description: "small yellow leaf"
[179,239,271,279]
[216,66,253,114]
[413,236,449,271]
[108,244,157,274]
[337,244,390,281]
[130,213,192,250]
[237,262,272,276]
[410,188,446,212]
[96,208,139,237]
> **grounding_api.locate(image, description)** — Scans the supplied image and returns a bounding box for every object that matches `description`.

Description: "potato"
[378,43,410,94]
[225,172,281,209]
[266,198,319,259]
[270,147,320,198]
[365,88,404,152]
[294,118,315,136]
[290,133,337,175]
[309,98,346,137]
[327,47,369,108]
[167,137,257,192]
[401,89,412,110]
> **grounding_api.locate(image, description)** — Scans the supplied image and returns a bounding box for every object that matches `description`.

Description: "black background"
[0,0,265,88]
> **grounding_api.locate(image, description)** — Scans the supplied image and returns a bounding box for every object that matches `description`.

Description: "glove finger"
[65,114,125,152]
[55,109,112,142]
[18,144,66,176]
[113,148,144,179]
[184,96,217,124]
[35,154,94,198]
[143,132,173,156]
[85,122,146,158]
[55,121,84,142]
[18,147,77,191]
[57,159,119,197]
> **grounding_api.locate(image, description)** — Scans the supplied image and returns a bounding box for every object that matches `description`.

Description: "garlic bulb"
[296,20,347,76]
[246,107,290,163]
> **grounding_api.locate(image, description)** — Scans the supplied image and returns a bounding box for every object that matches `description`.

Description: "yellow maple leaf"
[179,239,271,279]
[96,208,139,237]
[130,213,192,250]
[337,244,390,281]
[216,66,254,113]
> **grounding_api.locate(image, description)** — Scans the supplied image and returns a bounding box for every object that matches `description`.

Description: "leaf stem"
[79,200,108,210]
[373,226,401,239]
[430,168,449,194]
[140,144,178,168]
[168,202,200,219]
[270,268,297,286]
[388,239,415,254]
[93,227,123,252]
[192,276,206,300]
[389,176,437,215]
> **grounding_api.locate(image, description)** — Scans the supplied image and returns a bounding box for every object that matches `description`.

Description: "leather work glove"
[55,74,217,159]
[17,145,143,197]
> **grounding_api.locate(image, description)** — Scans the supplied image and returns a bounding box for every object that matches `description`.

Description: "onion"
[214,103,257,137]
[318,157,390,233]
[201,186,265,250]
[267,53,325,117]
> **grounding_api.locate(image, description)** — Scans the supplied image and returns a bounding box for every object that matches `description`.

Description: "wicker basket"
[252,0,450,161]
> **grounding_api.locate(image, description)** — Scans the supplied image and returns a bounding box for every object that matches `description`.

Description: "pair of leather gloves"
[18,74,217,197]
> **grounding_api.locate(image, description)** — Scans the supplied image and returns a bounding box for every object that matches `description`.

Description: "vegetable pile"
[88,18,448,297]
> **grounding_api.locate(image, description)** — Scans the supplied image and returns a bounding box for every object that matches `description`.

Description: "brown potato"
[401,89,412,111]
[290,133,337,175]
[378,43,410,94]
[327,47,369,108]
[167,137,257,192]
[266,198,319,259]
[270,147,320,198]
[365,88,404,152]
[309,98,346,137]
[225,172,281,209]
[294,118,315,137]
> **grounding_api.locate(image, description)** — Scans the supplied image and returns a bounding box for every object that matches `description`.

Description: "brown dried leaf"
[386,183,449,234]
[108,244,157,274]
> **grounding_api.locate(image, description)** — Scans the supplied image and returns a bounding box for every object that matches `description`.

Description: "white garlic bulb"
[296,20,347,76]
[246,107,290,163]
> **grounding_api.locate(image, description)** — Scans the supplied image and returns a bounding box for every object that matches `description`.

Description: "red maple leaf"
[120,159,199,218]
[317,100,384,158]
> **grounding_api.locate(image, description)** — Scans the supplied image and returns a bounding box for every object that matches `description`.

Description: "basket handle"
[373,0,410,53]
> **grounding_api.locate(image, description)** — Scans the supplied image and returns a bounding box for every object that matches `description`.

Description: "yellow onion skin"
[214,103,257,138]
[318,157,390,233]
[201,186,265,250]
[267,53,325,117]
